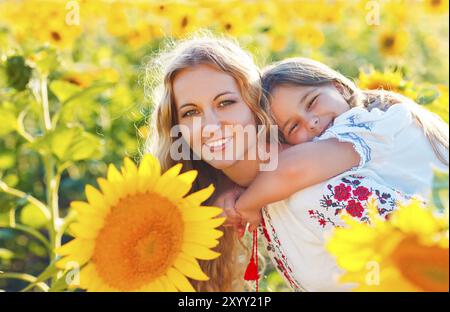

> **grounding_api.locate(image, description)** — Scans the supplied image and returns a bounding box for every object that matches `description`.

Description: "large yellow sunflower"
[357,67,417,100]
[56,154,225,292]
[326,198,449,292]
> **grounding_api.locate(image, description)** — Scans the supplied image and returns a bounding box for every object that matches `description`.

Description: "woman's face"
[270,83,350,145]
[173,64,257,170]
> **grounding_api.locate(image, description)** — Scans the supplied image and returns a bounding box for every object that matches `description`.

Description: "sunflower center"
[383,36,395,48]
[92,192,184,291]
[368,81,396,91]
[431,0,442,7]
[392,236,449,292]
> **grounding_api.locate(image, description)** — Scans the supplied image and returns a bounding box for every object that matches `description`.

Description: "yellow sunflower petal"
[142,154,162,189]
[174,254,209,281]
[97,177,119,207]
[70,222,101,239]
[121,157,139,196]
[177,170,198,185]
[107,163,122,179]
[107,163,124,185]
[85,185,109,214]
[184,184,215,206]
[122,157,138,177]
[185,231,220,248]
[167,267,196,292]
[392,201,441,235]
[182,243,221,260]
[159,275,178,292]
[154,163,183,194]
[137,154,160,193]
[164,171,198,200]
[139,278,165,292]
[56,239,94,256]
[145,158,162,193]
[141,153,161,175]
[189,217,226,229]
[70,201,90,213]
[181,206,223,222]
[165,179,193,201]
[56,242,94,269]
[79,263,96,289]
[76,208,105,228]
[87,274,109,292]
[185,228,224,240]
[70,201,104,218]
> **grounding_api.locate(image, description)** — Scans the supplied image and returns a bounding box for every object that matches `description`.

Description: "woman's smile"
[204,136,233,153]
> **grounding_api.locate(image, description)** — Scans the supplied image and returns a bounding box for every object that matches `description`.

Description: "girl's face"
[269,83,351,144]
[173,64,257,170]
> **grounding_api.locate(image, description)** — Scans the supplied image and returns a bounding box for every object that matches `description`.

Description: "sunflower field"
[0,0,448,292]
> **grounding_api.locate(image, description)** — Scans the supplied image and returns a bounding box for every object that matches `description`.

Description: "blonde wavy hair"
[261,57,449,166]
[141,32,272,291]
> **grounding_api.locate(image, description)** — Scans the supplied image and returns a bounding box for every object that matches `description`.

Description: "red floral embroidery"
[312,175,410,229]
[352,186,372,201]
[333,183,352,201]
[308,210,338,228]
[345,199,364,218]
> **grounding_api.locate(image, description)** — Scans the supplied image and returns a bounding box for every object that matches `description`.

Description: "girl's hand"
[235,198,263,233]
[212,186,246,237]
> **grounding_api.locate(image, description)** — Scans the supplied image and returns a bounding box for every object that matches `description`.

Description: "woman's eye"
[182,109,199,118]
[218,100,235,107]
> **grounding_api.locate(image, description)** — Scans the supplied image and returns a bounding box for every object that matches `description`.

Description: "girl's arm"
[210,174,247,236]
[235,138,359,230]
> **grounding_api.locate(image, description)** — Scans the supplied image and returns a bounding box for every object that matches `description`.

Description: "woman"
[144,34,416,291]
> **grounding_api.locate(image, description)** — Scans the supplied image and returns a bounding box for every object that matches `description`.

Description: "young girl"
[234,57,449,231]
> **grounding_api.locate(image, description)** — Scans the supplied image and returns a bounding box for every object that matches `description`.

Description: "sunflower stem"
[17,108,35,143]
[0,272,50,292]
[40,75,52,132]
[0,180,51,220]
[37,74,61,287]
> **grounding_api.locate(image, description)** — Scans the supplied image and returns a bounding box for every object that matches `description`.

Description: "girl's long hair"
[141,32,272,291]
[261,57,449,166]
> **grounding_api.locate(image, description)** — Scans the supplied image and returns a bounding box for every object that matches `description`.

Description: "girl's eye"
[288,123,298,135]
[182,109,199,118]
[218,100,235,107]
[308,95,319,110]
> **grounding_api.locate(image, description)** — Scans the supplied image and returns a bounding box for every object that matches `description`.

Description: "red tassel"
[244,229,259,291]
[244,257,258,280]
